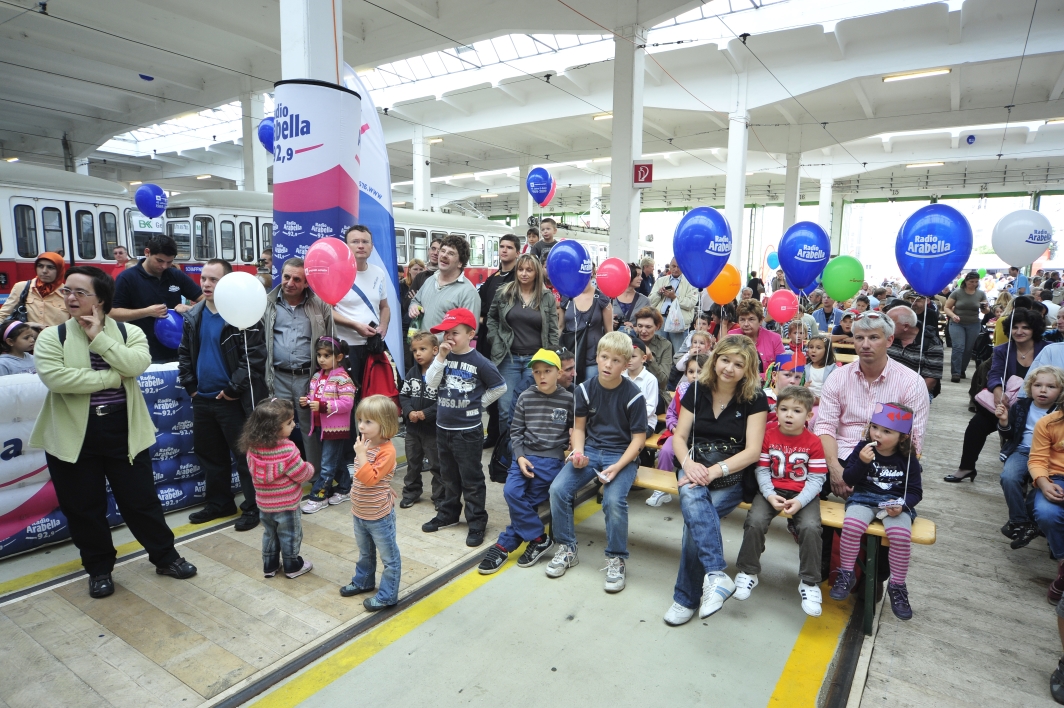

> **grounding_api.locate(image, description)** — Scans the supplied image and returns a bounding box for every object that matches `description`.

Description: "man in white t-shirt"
[333,225,392,389]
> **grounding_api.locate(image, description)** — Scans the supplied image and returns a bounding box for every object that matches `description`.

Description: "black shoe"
[363,597,395,612]
[943,470,977,483]
[156,557,197,579]
[1001,522,1022,540]
[88,573,114,598]
[466,529,485,547]
[517,536,554,568]
[188,506,237,524]
[422,516,459,533]
[1052,657,1064,704]
[960,372,967,379]
[951,375,960,383]
[399,497,418,509]
[887,581,912,620]
[234,510,260,532]
[477,545,509,574]
[340,583,376,597]
[1011,523,1043,550]
[482,437,499,450]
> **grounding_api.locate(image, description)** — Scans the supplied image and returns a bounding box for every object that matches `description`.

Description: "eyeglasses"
[58,287,96,299]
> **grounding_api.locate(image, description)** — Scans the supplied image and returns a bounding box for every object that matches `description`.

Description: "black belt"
[92,402,126,417]
[276,366,312,376]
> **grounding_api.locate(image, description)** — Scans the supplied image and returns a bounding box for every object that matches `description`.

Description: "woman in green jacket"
[30,266,196,599]
[487,254,560,432]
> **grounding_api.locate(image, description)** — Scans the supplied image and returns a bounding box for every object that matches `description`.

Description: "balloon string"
[245,329,255,411]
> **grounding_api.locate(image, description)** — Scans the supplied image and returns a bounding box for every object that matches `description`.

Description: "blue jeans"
[1000,450,1033,525]
[311,438,351,495]
[666,329,687,355]
[498,354,534,435]
[673,482,744,609]
[497,455,564,551]
[351,510,402,605]
[261,509,303,574]
[549,447,638,558]
[948,321,981,377]
[1033,478,1064,558]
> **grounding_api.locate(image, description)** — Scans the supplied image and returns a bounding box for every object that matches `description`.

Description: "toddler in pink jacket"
[301,337,357,513]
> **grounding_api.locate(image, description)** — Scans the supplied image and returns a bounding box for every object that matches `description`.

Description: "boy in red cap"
[421,308,506,547]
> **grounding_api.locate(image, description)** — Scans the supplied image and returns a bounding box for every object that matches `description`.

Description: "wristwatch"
[718,462,730,476]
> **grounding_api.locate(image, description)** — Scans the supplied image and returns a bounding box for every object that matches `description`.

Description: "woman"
[29,266,196,599]
[400,258,425,369]
[558,268,613,383]
[487,254,560,428]
[944,271,990,382]
[946,308,1047,482]
[746,271,765,297]
[994,295,1032,346]
[662,335,768,625]
[611,263,651,330]
[729,298,785,379]
[0,252,68,326]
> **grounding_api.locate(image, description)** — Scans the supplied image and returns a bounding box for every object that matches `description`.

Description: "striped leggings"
[838,503,913,585]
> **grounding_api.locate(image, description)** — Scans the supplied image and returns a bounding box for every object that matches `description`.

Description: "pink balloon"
[305,237,356,306]
[766,289,800,322]
[596,257,630,299]
[541,179,557,207]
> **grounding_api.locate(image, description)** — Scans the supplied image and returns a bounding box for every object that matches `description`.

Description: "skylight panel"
[422,52,448,76]
[438,51,467,73]
[530,34,559,51]
[510,34,538,56]
[407,55,433,80]
[555,34,579,49]
[578,34,605,44]
[493,35,520,61]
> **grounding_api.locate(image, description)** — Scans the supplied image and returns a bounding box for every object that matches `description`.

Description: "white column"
[608,24,646,263]
[240,92,268,192]
[412,125,431,211]
[818,176,833,234]
[589,183,603,229]
[280,0,343,82]
[783,152,801,229]
[518,163,533,231]
[830,193,845,256]
[75,158,89,175]
[724,74,749,268]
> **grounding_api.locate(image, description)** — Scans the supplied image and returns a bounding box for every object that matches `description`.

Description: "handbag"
[349,282,386,354]
[975,374,1023,414]
[10,280,31,323]
[689,442,744,489]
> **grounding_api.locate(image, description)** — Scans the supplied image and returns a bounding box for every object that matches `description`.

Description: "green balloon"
[978,267,987,277]
[821,256,865,301]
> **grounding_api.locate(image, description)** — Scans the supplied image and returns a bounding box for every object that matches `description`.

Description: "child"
[831,402,923,620]
[853,296,870,313]
[764,351,805,424]
[241,398,315,578]
[831,311,855,344]
[647,353,707,507]
[421,308,506,548]
[478,349,574,574]
[804,335,836,402]
[732,386,826,616]
[546,331,648,593]
[624,335,659,438]
[340,395,402,611]
[671,330,713,389]
[0,320,38,376]
[301,337,357,513]
[399,331,441,510]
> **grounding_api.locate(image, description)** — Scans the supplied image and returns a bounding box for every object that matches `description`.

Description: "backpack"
[488,429,511,483]
[361,350,401,415]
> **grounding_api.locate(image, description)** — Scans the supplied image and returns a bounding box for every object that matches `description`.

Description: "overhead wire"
[997,0,1040,160]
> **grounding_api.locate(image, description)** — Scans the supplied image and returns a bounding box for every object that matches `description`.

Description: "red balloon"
[304,237,356,306]
[596,257,630,299]
[766,289,800,323]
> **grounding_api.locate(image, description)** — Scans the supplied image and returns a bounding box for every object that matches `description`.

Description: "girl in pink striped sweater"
[241,398,315,579]
[301,337,357,513]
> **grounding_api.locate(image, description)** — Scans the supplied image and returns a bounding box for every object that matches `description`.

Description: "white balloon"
[213,271,267,329]
[992,209,1054,267]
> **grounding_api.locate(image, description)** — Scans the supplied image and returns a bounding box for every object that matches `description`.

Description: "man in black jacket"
[178,259,268,531]
[477,234,518,448]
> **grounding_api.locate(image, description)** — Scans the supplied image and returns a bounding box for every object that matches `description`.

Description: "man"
[260,248,273,274]
[887,306,943,395]
[740,287,754,301]
[110,246,130,277]
[111,234,203,363]
[771,269,787,292]
[412,235,443,292]
[638,258,656,297]
[264,257,334,474]
[523,227,539,255]
[333,225,392,388]
[178,259,268,531]
[649,259,698,353]
[409,234,480,332]
[1008,266,1021,294]
[530,217,558,262]
[1038,289,1061,320]
[633,307,673,412]
[477,234,519,448]
[899,290,941,339]
[805,289,824,314]
[812,295,844,332]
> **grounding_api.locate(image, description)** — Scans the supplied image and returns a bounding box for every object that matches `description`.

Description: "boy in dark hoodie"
[399,330,441,509]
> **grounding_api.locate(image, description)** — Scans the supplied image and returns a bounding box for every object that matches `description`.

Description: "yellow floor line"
[767,586,854,707]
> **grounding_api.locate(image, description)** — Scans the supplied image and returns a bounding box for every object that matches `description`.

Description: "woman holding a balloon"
[557,272,613,385]
[609,263,651,330]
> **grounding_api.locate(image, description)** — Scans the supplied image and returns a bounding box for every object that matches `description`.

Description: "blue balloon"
[258,117,275,154]
[778,221,830,290]
[672,207,732,289]
[767,251,780,270]
[966,134,975,145]
[134,183,167,219]
[154,309,183,350]
[545,239,592,299]
[895,203,973,296]
[527,167,553,206]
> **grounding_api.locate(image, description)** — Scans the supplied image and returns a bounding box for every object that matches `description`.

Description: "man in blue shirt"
[812,295,844,332]
[178,259,267,531]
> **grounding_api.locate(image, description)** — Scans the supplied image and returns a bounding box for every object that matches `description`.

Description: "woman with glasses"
[943,271,990,383]
[0,252,68,327]
[29,266,197,599]
[611,263,651,330]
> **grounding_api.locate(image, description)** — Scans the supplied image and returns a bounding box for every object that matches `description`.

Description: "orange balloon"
[707,264,742,305]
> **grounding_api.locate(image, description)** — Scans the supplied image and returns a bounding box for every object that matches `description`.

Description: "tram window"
[489,237,499,267]
[76,210,96,260]
[431,231,447,246]
[165,207,191,219]
[411,229,427,261]
[194,216,216,261]
[240,222,254,262]
[42,208,64,255]
[100,212,119,259]
[469,235,484,266]
[261,223,272,253]
[220,221,236,261]
[14,205,38,258]
[167,220,192,260]
[395,228,407,263]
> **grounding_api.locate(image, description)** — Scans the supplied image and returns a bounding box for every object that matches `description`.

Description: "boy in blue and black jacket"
[399,331,441,510]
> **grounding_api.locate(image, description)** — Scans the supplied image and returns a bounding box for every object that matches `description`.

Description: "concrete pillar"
[589,183,603,229]
[608,24,646,263]
[724,74,749,268]
[280,0,343,82]
[818,176,833,234]
[783,152,801,229]
[518,163,533,232]
[75,158,89,176]
[830,193,845,256]
[240,92,268,192]
[412,125,431,211]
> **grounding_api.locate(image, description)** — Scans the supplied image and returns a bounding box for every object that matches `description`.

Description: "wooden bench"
[633,466,936,633]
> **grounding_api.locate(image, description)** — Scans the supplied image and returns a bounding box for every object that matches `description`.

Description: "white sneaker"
[699,571,736,618]
[646,491,673,507]
[602,557,626,593]
[327,492,346,505]
[301,498,328,514]
[733,572,758,600]
[545,544,578,578]
[663,602,695,626]
[799,582,822,617]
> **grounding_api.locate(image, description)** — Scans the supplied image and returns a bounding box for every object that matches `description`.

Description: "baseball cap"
[629,334,648,353]
[527,348,561,369]
[430,308,477,334]
[841,309,857,320]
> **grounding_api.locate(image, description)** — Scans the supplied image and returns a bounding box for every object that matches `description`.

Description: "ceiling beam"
[382,0,439,22]
[1050,62,1064,102]
[948,6,964,45]
[645,60,665,87]
[494,82,527,106]
[644,118,673,139]
[852,81,875,119]
[438,94,471,116]
[950,69,961,111]
[518,125,572,151]
[776,104,798,125]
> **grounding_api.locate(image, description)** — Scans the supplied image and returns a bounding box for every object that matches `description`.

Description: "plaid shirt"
[887,335,944,381]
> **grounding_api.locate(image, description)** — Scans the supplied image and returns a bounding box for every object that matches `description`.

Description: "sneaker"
[234,510,259,532]
[1011,523,1042,550]
[786,518,800,544]
[887,581,912,620]
[285,558,313,579]
[545,544,578,578]
[799,582,823,617]
[399,497,418,509]
[663,602,695,626]
[264,567,278,578]
[1001,521,1022,540]
[88,573,114,599]
[478,545,509,575]
[830,569,857,600]
[699,572,735,618]
[1050,563,1064,604]
[466,529,485,547]
[422,516,459,533]
[1051,656,1064,704]
[602,557,626,593]
[517,536,554,568]
[339,583,375,597]
[363,597,395,612]
[156,557,197,579]
[733,572,758,600]
[646,491,672,507]
[327,492,346,505]
[301,494,329,514]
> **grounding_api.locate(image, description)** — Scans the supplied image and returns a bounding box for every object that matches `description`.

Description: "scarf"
[34,252,66,298]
